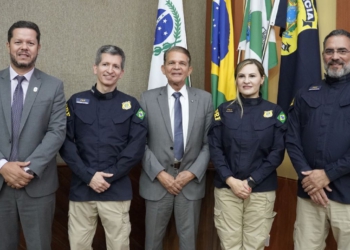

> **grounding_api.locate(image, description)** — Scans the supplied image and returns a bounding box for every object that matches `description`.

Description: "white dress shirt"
[167,84,189,159]
[0,66,35,170]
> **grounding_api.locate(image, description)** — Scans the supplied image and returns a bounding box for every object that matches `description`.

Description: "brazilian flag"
[211,0,235,110]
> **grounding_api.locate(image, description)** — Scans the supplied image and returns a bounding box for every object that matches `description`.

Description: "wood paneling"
[336,0,350,31]
[18,165,338,249]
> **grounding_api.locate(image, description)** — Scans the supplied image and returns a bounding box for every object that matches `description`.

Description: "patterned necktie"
[9,75,25,161]
[172,92,184,161]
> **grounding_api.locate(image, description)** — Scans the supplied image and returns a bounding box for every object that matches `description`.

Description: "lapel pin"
[191,100,194,103]
[33,87,38,92]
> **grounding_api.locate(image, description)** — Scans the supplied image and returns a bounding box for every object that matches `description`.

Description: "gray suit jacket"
[0,68,66,197]
[139,85,213,201]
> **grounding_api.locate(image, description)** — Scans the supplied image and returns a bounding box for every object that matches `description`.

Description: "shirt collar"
[9,66,35,82]
[91,84,118,100]
[240,94,263,106]
[167,84,188,100]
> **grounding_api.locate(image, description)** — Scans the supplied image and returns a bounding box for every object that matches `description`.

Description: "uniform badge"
[214,109,221,121]
[308,86,321,91]
[136,108,145,120]
[277,111,286,123]
[226,108,233,112]
[122,101,131,110]
[65,103,70,117]
[76,98,90,104]
[263,110,273,118]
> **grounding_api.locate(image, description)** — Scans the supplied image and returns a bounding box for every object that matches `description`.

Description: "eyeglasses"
[324,49,350,56]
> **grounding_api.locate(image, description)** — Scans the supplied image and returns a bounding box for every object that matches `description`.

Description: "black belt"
[173,162,181,169]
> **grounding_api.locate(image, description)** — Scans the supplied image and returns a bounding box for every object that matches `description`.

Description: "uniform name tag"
[308,86,321,91]
[76,98,90,104]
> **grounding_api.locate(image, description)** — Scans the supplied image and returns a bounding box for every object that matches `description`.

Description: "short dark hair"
[8,20,41,43]
[163,46,191,66]
[95,45,126,69]
[323,29,350,48]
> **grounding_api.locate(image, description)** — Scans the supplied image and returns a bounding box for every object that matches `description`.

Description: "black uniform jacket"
[60,86,147,201]
[208,96,286,192]
[286,73,350,204]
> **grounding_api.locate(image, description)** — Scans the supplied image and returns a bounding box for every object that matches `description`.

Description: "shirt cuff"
[0,159,8,170]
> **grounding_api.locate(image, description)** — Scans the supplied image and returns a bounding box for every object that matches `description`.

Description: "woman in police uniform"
[208,59,286,250]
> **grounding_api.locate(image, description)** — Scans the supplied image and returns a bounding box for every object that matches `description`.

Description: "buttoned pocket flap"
[301,95,321,108]
[254,119,276,131]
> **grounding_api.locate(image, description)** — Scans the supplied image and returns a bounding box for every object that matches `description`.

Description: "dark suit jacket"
[139,85,213,201]
[0,68,66,197]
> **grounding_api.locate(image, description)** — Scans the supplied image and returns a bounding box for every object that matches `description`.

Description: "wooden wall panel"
[336,0,350,31]
[17,165,338,249]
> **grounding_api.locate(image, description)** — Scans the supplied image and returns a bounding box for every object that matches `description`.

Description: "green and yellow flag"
[211,0,235,110]
[238,0,278,100]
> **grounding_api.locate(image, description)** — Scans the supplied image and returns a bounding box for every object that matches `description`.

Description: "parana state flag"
[211,0,235,110]
[238,0,278,100]
[276,0,321,113]
[148,0,188,90]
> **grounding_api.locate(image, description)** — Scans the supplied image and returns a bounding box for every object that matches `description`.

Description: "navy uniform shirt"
[60,85,147,201]
[208,96,286,192]
[286,73,350,204]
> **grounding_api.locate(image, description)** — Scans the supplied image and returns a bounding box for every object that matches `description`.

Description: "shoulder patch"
[65,103,70,117]
[136,108,145,120]
[122,101,132,110]
[214,109,221,121]
[277,111,286,124]
[263,110,273,118]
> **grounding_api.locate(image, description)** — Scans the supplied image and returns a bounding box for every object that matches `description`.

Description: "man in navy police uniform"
[60,45,147,250]
[287,29,350,250]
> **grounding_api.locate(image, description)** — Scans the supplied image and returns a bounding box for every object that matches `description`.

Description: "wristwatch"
[25,168,34,176]
[247,177,256,188]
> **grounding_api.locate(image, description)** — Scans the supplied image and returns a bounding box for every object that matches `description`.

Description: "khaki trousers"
[68,200,131,250]
[214,188,276,250]
[294,197,350,250]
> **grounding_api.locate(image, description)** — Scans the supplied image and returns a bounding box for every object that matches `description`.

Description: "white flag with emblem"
[148,0,188,90]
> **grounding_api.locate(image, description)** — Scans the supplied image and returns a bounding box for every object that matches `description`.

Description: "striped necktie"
[9,75,25,161]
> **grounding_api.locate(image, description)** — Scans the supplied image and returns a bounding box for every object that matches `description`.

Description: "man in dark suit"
[140,46,213,250]
[0,21,66,250]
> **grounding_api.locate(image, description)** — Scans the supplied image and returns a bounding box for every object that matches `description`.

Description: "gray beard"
[325,62,350,78]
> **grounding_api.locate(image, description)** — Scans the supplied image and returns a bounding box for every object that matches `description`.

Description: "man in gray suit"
[140,46,213,250]
[0,21,66,250]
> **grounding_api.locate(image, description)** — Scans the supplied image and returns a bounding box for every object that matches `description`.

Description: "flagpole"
[262,25,271,61]
[237,49,242,65]
[262,0,280,61]
[237,0,247,64]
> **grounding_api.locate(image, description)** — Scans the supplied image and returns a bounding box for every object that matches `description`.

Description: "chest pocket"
[73,109,97,141]
[75,111,95,124]
[300,94,321,127]
[221,114,241,137]
[339,98,350,122]
[253,118,276,148]
[111,111,134,138]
